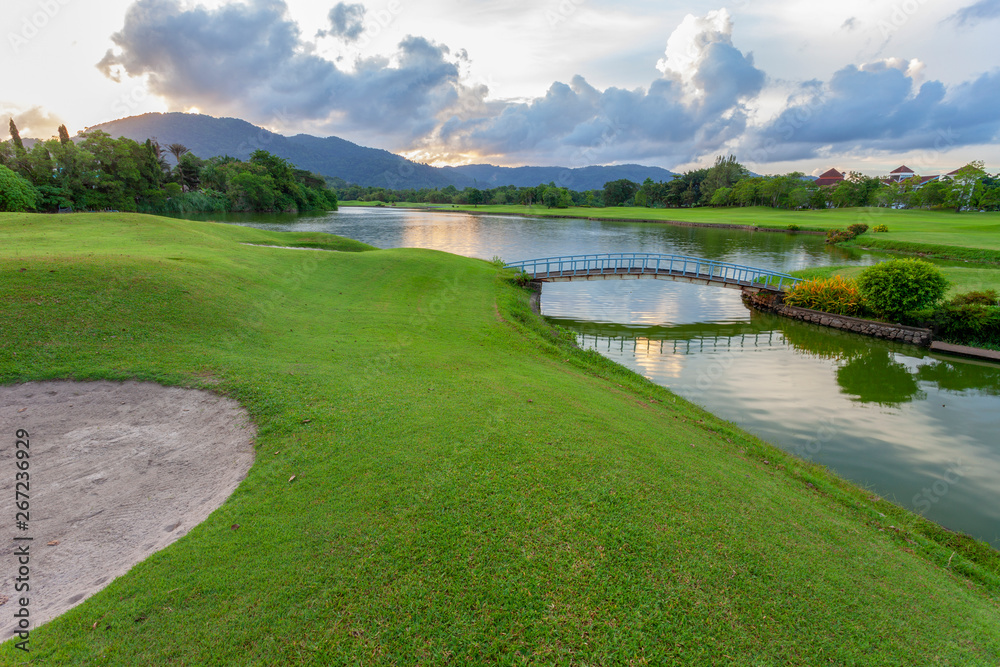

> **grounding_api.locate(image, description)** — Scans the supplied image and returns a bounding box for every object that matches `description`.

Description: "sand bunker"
[0,381,255,639]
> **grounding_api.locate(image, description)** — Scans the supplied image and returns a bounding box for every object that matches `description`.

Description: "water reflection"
[837,349,925,407]
[552,312,1000,547]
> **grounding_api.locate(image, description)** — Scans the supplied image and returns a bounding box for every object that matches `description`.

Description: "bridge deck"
[505,253,801,293]
[528,266,774,287]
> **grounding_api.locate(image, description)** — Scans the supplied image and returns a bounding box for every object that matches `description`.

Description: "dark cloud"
[948,0,1000,27]
[97,0,462,147]
[841,17,858,31]
[318,3,366,42]
[745,63,1000,162]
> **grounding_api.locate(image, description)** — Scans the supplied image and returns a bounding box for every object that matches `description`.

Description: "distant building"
[882,165,954,188]
[941,167,969,180]
[809,164,971,190]
[815,168,845,187]
[885,165,916,183]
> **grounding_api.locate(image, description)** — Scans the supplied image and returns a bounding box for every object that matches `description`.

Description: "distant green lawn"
[793,263,1000,295]
[2,212,999,665]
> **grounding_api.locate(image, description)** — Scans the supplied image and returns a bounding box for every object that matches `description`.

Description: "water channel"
[193,207,1000,548]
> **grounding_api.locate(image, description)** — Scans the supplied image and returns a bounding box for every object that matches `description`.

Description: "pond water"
[193,207,1000,547]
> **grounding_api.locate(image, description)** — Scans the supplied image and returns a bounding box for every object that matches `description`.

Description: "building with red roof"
[885,165,917,183]
[815,168,844,187]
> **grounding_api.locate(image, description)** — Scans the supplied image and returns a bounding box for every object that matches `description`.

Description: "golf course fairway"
[1,212,998,665]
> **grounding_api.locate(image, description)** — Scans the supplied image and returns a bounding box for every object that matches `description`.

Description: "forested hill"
[87,113,462,190]
[87,113,675,190]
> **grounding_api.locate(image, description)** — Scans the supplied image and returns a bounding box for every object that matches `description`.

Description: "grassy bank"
[2,213,999,665]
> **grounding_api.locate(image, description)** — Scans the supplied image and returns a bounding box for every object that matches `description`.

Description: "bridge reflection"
[549,315,1000,405]
[575,328,786,356]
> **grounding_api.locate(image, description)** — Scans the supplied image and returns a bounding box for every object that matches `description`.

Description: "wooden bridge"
[504,253,802,293]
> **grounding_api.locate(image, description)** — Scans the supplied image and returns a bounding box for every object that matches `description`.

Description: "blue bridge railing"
[504,253,802,292]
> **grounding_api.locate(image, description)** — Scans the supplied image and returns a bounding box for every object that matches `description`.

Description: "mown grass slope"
[1,213,998,665]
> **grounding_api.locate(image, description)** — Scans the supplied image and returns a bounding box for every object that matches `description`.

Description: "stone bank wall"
[742,291,933,347]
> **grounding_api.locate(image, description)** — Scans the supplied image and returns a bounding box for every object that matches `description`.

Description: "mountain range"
[84,113,676,191]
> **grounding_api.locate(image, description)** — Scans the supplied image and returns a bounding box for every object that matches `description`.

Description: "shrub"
[872,224,889,233]
[783,276,864,316]
[0,164,38,212]
[826,224,871,244]
[786,224,800,232]
[906,304,1000,346]
[949,290,999,306]
[825,229,854,244]
[856,259,948,317]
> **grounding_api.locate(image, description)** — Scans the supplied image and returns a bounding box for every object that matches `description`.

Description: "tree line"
[337,155,1000,212]
[0,120,338,214]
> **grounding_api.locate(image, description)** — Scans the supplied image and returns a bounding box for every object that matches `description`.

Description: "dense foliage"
[903,291,1000,348]
[856,259,949,318]
[337,155,999,212]
[0,164,37,212]
[0,122,337,214]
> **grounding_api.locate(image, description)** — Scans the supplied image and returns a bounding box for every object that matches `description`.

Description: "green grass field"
[2,212,999,665]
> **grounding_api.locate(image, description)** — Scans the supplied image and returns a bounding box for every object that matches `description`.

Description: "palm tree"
[165,143,193,191]
[167,143,189,163]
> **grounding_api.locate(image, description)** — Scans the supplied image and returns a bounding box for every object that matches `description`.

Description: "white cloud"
[656,8,734,98]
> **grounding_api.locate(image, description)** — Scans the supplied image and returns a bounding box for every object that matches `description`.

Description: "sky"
[3,0,1000,176]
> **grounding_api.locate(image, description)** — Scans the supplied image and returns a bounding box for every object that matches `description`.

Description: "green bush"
[949,290,999,306]
[786,224,800,232]
[0,164,38,212]
[825,229,854,244]
[826,224,870,244]
[906,304,1000,346]
[856,259,948,317]
[872,224,889,233]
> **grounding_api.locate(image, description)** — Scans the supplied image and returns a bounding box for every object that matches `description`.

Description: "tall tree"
[945,161,986,211]
[603,179,639,207]
[700,155,749,204]
[58,124,71,145]
[8,118,25,154]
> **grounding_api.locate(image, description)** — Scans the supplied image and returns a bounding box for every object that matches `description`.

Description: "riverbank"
[2,212,999,664]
